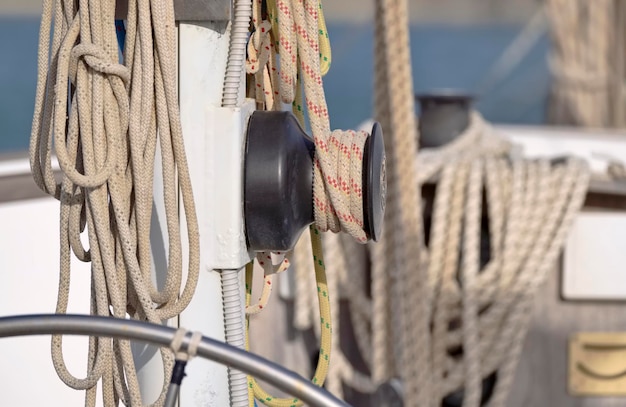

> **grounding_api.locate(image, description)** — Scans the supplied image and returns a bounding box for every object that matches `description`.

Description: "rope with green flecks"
[246,227,332,407]
[244,1,335,406]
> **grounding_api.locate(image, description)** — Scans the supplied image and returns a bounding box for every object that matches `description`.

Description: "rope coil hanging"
[30,0,200,405]
[302,112,591,406]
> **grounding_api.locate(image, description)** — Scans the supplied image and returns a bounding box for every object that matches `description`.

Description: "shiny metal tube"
[0,314,349,407]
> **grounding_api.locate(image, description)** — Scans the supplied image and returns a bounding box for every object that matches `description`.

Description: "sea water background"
[0,17,551,154]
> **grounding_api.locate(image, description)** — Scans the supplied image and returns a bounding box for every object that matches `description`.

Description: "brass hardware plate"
[569,333,626,396]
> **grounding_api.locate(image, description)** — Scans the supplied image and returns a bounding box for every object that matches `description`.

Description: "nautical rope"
[273,0,372,242]
[308,112,590,406]
[283,2,592,406]
[247,227,333,407]
[30,0,200,405]
[288,0,428,400]
[296,12,369,242]
[372,0,431,405]
[367,115,589,406]
[276,0,376,398]
[245,251,291,315]
[247,0,280,110]
[244,0,383,404]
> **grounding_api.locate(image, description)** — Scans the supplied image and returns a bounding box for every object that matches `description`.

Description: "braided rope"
[30,0,200,405]
[247,228,333,407]
[247,0,281,110]
[351,113,589,406]
[275,2,592,406]
[246,252,291,315]
[244,0,382,405]
[283,0,371,242]
[261,2,592,406]
[372,1,431,405]
[313,129,370,242]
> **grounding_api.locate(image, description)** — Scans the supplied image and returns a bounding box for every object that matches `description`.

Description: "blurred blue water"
[0,17,39,153]
[323,23,551,130]
[0,18,551,154]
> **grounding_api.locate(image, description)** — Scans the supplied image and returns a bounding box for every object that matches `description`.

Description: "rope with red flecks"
[285,0,370,244]
[243,0,370,316]
[246,0,281,110]
[313,129,370,243]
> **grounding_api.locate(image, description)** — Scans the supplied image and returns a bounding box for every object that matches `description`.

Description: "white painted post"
[177,20,238,407]
[120,3,250,404]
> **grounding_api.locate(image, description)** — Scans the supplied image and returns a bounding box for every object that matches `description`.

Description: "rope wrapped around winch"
[243,0,385,406]
[304,111,591,406]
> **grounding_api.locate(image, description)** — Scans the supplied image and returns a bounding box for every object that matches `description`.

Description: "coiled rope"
[301,113,591,406]
[275,0,370,243]
[418,113,589,407]
[250,0,365,243]
[30,0,199,405]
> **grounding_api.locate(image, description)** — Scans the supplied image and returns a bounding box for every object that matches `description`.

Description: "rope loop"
[69,43,131,85]
[417,112,511,184]
[246,252,291,316]
[31,0,201,405]
[246,20,273,75]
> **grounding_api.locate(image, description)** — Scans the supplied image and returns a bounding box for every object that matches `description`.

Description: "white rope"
[30,0,200,405]
[253,2,592,406]
[296,112,590,406]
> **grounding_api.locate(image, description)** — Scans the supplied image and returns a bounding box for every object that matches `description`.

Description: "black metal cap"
[375,378,404,407]
[244,111,315,252]
[362,122,386,241]
[416,90,474,148]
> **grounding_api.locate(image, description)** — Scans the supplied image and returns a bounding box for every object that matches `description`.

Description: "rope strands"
[247,227,334,407]
[27,1,595,406]
[30,0,200,405]
[300,109,590,406]
[372,0,431,405]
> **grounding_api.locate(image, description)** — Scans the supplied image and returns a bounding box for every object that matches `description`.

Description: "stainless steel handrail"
[0,314,349,407]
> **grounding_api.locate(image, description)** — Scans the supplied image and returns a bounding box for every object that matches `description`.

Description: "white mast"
[143,2,248,406]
